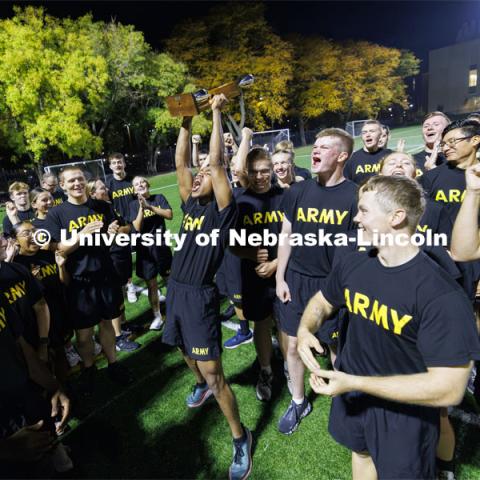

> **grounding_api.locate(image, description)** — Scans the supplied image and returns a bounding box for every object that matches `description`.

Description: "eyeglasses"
[439,136,473,149]
[16,229,35,238]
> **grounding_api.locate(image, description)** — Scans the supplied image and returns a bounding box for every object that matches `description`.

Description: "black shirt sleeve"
[418,291,480,367]
[323,257,348,307]
[157,194,172,211]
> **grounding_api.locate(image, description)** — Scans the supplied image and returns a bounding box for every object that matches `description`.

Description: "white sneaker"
[65,346,81,367]
[93,338,102,356]
[132,283,144,293]
[52,443,73,472]
[150,315,164,331]
[127,283,137,303]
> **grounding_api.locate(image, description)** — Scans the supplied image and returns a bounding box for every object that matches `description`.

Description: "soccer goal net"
[345,120,369,138]
[44,159,107,182]
[251,129,290,153]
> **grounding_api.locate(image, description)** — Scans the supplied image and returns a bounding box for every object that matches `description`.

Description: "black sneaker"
[107,363,134,385]
[278,398,312,435]
[116,335,140,352]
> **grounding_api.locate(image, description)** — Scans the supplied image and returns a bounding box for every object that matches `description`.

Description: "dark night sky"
[1,1,479,71]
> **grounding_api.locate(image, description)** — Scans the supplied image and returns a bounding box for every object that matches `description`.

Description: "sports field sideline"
[4,124,480,478]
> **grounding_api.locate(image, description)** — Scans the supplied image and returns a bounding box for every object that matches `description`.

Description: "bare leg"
[75,327,95,367]
[253,316,272,369]
[98,319,117,364]
[112,312,125,337]
[147,278,160,316]
[197,358,243,438]
[182,351,205,384]
[287,335,305,400]
[352,451,377,480]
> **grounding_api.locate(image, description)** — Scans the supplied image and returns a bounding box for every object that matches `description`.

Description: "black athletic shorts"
[136,245,172,281]
[277,269,332,339]
[216,251,242,306]
[163,278,222,361]
[67,275,123,330]
[111,245,133,285]
[329,392,439,479]
[241,264,276,322]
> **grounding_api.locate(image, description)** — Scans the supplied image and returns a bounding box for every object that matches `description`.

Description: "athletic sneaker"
[256,369,273,402]
[438,471,455,480]
[186,382,213,408]
[283,364,293,396]
[159,292,166,303]
[107,362,134,385]
[278,398,312,435]
[127,283,137,303]
[224,330,253,349]
[115,335,140,352]
[93,339,102,356]
[149,315,164,331]
[65,346,82,367]
[229,427,253,480]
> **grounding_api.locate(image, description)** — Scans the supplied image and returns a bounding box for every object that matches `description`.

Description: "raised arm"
[235,127,253,188]
[451,164,480,261]
[209,94,232,211]
[175,117,194,203]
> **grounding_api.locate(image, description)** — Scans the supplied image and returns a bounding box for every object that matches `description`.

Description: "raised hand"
[210,93,229,111]
[465,164,480,194]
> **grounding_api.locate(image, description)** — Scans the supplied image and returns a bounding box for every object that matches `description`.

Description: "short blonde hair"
[8,181,29,194]
[315,128,354,156]
[378,151,417,174]
[359,176,426,234]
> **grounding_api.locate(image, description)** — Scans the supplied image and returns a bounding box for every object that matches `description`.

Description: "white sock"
[153,311,162,319]
[293,397,304,405]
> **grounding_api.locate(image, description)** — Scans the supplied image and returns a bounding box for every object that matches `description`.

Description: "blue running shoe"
[278,398,312,435]
[186,382,213,408]
[224,330,253,349]
[229,427,252,480]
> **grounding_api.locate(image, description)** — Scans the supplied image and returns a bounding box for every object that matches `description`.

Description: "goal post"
[345,120,369,138]
[44,159,107,182]
[251,128,290,153]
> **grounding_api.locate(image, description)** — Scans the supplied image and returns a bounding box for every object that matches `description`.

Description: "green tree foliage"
[165,3,294,130]
[0,6,108,162]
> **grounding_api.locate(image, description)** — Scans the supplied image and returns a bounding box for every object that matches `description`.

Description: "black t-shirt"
[323,250,480,377]
[170,196,237,286]
[418,198,453,243]
[419,162,467,220]
[236,185,285,261]
[413,149,446,174]
[105,174,135,219]
[52,189,67,207]
[0,297,28,393]
[343,148,391,184]
[284,178,357,278]
[2,208,35,237]
[44,198,116,278]
[127,194,171,235]
[294,165,312,180]
[0,262,43,341]
[13,250,68,331]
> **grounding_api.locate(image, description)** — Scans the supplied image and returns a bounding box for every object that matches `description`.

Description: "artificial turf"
[4,125,480,478]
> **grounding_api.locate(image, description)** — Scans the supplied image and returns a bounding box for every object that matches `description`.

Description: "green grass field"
[4,125,480,479]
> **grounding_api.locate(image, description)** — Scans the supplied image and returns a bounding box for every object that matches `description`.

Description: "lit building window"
[469,65,478,92]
